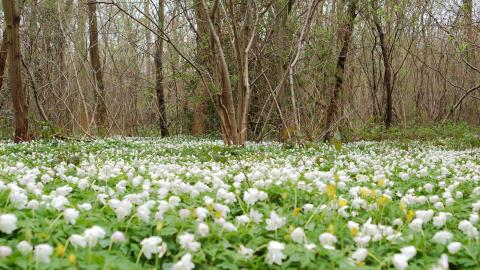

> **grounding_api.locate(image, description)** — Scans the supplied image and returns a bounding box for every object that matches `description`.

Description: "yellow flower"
[214,211,223,219]
[327,224,335,234]
[370,189,377,199]
[55,243,65,257]
[399,201,407,211]
[326,184,336,200]
[378,178,385,187]
[350,226,358,236]
[361,188,368,199]
[67,253,76,265]
[406,210,415,222]
[338,198,348,207]
[377,195,390,208]
[24,228,32,241]
[155,222,164,232]
[293,207,301,216]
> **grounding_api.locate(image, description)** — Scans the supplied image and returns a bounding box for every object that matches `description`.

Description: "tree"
[323,0,358,141]
[3,0,29,142]
[0,30,8,92]
[87,0,108,135]
[371,0,394,128]
[155,0,169,137]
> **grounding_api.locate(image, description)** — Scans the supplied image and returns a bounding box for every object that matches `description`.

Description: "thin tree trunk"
[372,1,393,128]
[3,0,29,142]
[200,0,239,144]
[87,0,108,135]
[191,0,209,135]
[0,30,8,92]
[155,0,169,137]
[323,0,357,141]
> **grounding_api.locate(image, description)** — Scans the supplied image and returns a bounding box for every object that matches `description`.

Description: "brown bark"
[323,0,357,141]
[0,30,8,92]
[191,0,209,135]
[3,0,29,142]
[200,0,239,145]
[372,1,393,128]
[87,0,108,135]
[155,0,169,137]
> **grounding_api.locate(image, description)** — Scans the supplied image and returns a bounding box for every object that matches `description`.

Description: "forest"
[0,0,478,144]
[0,1,480,270]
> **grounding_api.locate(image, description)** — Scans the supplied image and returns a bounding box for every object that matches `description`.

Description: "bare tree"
[3,0,29,142]
[87,0,108,135]
[323,0,358,140]
[155,0,169,137]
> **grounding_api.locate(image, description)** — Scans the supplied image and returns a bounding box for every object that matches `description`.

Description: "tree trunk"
[323,0,357,141]
[87,0,108,135]
[3,0,29,142]
[155,0,169,137]
[191,0,209,135]
[0,30,8,92]
[372,1,393,128]
[200,0,239,145]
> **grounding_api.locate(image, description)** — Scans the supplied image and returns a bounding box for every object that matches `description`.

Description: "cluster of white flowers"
[0,139,479,268]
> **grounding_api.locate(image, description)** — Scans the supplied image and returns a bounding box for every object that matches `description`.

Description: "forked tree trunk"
[371,0,393,128]
[323,0,357,141]
[3,0,29,142]
[155,0,169,137]
[87,0,108,136]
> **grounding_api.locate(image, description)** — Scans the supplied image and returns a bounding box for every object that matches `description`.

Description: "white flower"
[319,233,337,250]
[34,244,53,263]
[137,204,151,223]
[400,246,417,260]
[238,245,254,258]
[391,245,417,269]
[140,236,163,259]
[248,209,263,224]
[83,226,106,247]
[433,214,447,228]
[458,220,479,238]
[63,208,79,225]
[0,214,17,234]
[432,231,453,245]
[291,227,305,244]
[69,234,87,248]
[179,209,191,219]
[416,210,434,223]
[171,253,195,270]
[197,223,209,237]
[0,246,12,258]
[16,241,32,255]
[409,218,423,232]
[265,211,286,231]
[447,242,462,254]
[392,253,409,270]
[9,191,27,209]
[351,248,368,264]
[111,231,126,243]
[266,241,286,265]
[303,204,314,212]
[195,207,208,221]
[431,254,449,270]
[178,233,201,253]
[243,188,267,205]
[78,203,92,211]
